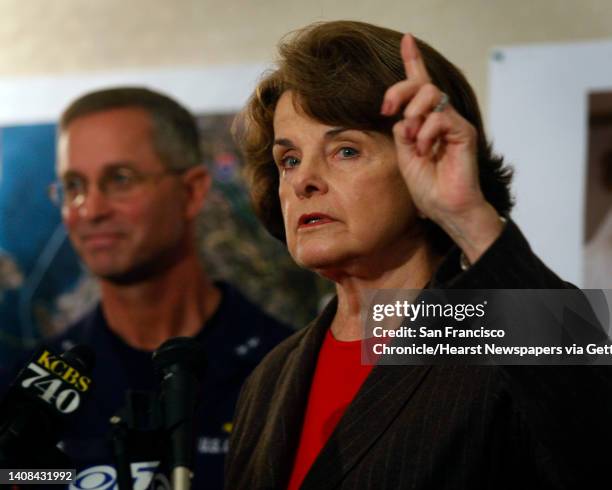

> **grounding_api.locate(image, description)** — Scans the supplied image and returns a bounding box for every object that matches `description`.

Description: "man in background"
[44,87,291,488]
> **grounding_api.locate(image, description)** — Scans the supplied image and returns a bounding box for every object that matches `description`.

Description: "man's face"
[57,107,193,283]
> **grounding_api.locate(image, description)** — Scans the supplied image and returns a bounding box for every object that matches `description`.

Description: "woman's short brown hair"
[235,20,513,254]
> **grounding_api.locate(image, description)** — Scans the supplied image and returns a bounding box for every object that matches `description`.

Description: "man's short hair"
[60,87,202,170]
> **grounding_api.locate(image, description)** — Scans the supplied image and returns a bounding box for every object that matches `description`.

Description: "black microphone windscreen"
[61,344,96,373]
[152,337,206,378]
[0,343,96,466]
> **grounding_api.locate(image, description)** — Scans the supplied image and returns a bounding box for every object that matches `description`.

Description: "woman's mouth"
[298,213,335,229]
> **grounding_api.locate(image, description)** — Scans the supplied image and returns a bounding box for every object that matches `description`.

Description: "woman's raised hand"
[382,34,503,263]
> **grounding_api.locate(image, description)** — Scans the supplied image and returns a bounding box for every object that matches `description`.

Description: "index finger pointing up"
[401,33,431,83]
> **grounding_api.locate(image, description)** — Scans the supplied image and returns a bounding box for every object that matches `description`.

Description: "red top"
[286,329,375,490]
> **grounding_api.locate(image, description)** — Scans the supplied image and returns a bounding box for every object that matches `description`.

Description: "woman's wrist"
[436,202,506,267]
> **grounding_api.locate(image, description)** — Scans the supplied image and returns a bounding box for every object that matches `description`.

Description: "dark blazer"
[225,221,612,490]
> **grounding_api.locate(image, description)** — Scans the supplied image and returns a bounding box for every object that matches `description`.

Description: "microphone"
[152,337,206,490]
[0,344,95,466]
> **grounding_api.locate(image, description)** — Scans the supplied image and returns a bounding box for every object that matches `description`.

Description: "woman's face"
[272,91,421,275]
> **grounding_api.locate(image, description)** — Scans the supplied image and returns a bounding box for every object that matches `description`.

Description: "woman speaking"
[225,20,610,490]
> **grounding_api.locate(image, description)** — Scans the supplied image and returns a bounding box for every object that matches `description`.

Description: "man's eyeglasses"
[48,165,186,208]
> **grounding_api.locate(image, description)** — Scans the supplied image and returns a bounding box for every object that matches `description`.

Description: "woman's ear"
[181,165,212,220]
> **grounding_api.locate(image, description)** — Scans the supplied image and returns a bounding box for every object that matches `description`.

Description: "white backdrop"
[0,63,267,125]
[489,39,612,286]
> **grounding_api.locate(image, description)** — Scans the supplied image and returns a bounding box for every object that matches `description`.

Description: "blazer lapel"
[301,362,431,490]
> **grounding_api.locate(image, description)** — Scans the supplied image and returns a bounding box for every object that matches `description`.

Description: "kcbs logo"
[18,349,93,415]
[35,350,92,393]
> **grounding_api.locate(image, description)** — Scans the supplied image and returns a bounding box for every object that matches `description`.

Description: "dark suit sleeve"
[438,218,612,486]
[431,218,571,289]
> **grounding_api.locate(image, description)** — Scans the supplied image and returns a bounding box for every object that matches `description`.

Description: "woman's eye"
[338,147,359,159]
[280,156,300,169]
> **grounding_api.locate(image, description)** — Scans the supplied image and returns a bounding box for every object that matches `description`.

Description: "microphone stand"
[110,391,163,490]
[172,466,192,490]
[160,364,198,490]
[110,338,205,490]
[153,337,206,490]
[110,415,133,490]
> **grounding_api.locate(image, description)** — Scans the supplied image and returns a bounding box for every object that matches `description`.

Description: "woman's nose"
[292,157,329,199]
